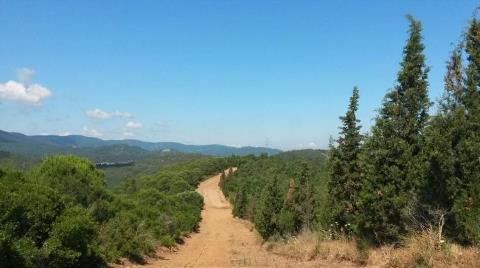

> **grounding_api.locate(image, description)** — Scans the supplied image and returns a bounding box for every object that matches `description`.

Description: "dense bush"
[0,167,102,268]
[0,155,231,267]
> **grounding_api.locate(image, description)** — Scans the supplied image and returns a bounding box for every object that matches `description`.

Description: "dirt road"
[126,170,345,268]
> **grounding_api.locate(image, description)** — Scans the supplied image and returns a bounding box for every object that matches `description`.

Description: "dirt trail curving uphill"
[125,169,349,268]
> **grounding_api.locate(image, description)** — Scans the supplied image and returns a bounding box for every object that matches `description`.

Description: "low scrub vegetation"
[0,155,232,267]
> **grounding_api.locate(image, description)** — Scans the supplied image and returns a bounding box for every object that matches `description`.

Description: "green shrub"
[44,207,102,268]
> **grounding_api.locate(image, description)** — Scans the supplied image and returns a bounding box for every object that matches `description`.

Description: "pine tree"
[357,16,430,245]
[254,176,283,239]
[328,87,363,229]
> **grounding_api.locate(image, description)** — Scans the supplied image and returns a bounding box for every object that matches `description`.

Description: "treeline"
[328,14,480,247]
[0,155,232,267]
[220,152,330,239]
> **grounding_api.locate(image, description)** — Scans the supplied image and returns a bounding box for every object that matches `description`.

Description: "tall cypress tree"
[449,18,480,244]
[254,176,283,239]
[328,87,363,228]
[357,16,430,245]
[422,46,465,217]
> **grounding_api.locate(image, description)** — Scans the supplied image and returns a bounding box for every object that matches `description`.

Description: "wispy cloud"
[82,126,102,138]
[126,121,142,129]
[86,108,131,120]
[0,68,52,105]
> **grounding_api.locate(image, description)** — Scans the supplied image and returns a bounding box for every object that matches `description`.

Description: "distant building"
[95,160,135,168]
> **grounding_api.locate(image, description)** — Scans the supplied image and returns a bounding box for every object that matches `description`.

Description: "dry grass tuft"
[265,231,318,261]
[265,230,358,263]
[448,244,480,268]
[368,229,480,268]
[316,239,359,263]
[264,229,480,268]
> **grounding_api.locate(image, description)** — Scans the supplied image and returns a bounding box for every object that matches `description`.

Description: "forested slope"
[0,130,281,157]
[0,148,208,187]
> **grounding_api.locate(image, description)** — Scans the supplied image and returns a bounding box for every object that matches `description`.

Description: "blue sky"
[0,1,478,150]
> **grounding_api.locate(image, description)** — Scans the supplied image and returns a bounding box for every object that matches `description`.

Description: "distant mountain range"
[0,130,282,158]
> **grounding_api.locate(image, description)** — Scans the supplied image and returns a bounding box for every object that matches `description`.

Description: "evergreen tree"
[254,176,283,239]
[278,179,299,235]
[233,183,248,218]
[292,162,316,231]
[328,87,363,229]
[449,18,480,244]
[421,45,465,237]
[357,16,430,245]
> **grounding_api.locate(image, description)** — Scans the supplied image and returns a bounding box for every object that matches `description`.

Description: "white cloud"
[125,121,142,129]
[0,68,52,105]
[86,108,110,119]
[82,126,102,138]
[86,108,131,120]
[308,142,317,148]
[59,131,71,136]
[123,132,134,137]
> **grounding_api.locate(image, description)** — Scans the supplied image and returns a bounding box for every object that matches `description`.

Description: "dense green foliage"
[355,16,431,245]
[254,176,284,238]
[421,18,480,245]
[221,151,328,239]
[328,87,363,231]
[0,155,231,267]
